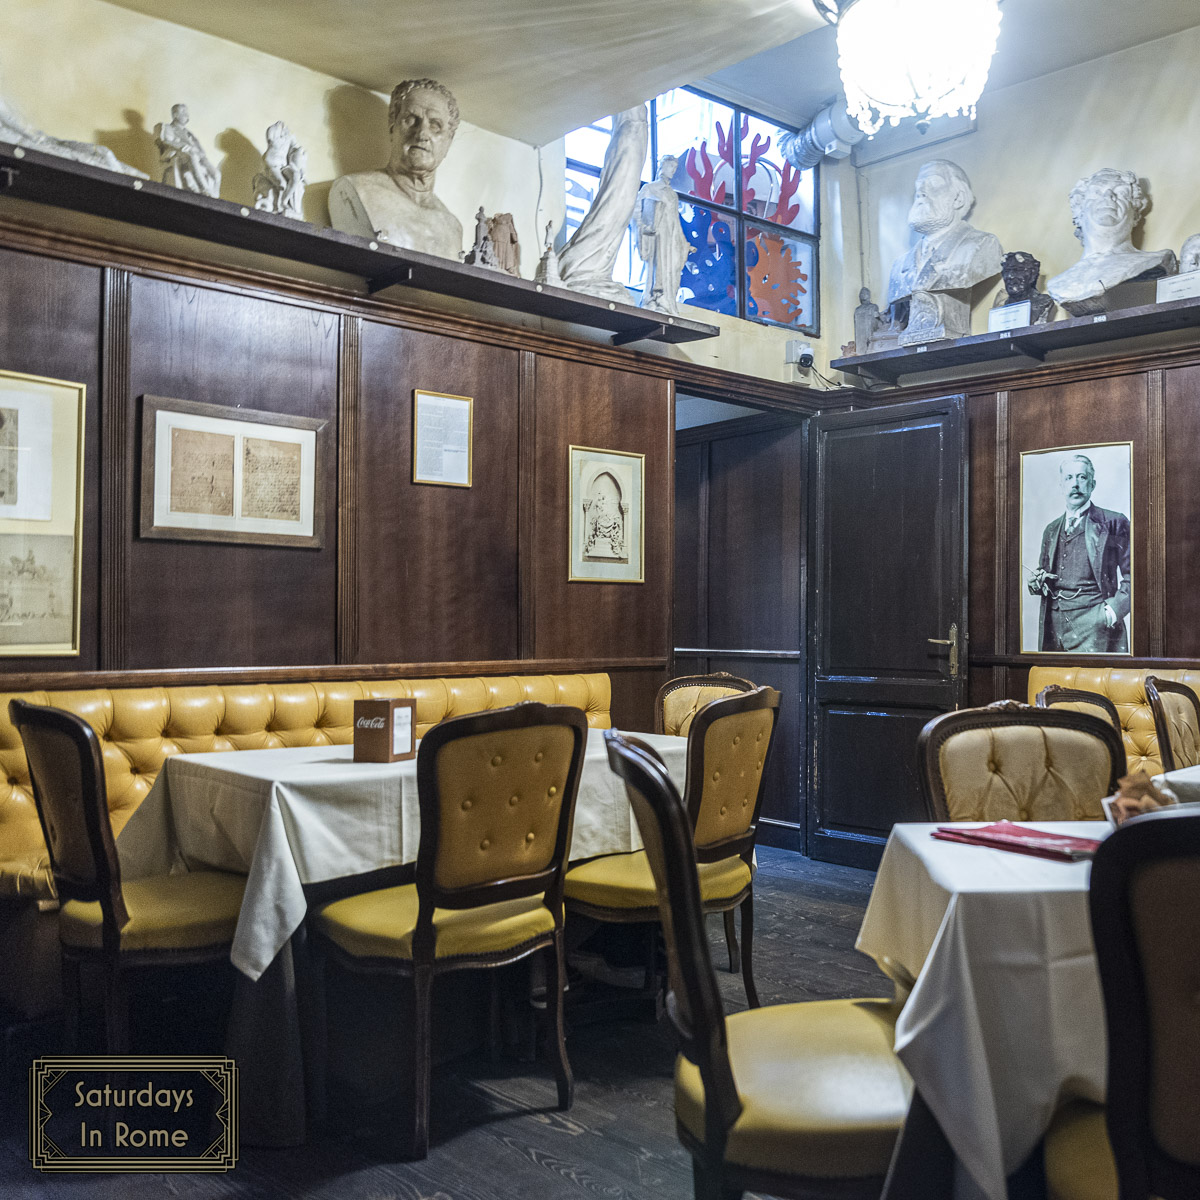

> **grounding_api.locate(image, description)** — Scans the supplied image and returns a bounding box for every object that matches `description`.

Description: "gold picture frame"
[0,368,85,657]
[140,396,327,548]
[1019,440,1134,655]
[568,444,645,584]
[411,390,473,487]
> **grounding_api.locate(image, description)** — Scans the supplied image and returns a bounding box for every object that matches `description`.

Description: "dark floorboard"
[0,848,886,1199]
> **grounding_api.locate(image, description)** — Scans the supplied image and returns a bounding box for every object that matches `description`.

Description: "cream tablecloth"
[857,822,1111,1200]
[116,730,688,981]
[1156,764,1200,802]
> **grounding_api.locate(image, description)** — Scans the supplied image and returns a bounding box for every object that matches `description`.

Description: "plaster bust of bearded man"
[329,78,464,261]
[1047,168,1177,316]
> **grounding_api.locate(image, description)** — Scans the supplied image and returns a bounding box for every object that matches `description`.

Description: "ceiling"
[100,0,825,146]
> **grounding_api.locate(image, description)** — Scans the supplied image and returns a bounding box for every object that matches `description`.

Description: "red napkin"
[932,820,1101,862]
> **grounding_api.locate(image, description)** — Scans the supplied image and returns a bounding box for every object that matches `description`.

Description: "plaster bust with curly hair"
[1049,167,1176,315]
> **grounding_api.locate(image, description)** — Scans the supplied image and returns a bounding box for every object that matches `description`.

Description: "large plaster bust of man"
[887,160,1002,308]
[1047,168,1177,316]
[329,78,463,260]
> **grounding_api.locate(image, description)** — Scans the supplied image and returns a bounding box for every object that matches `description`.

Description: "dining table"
[114,727,689,1145]
[857,820,1113,1200]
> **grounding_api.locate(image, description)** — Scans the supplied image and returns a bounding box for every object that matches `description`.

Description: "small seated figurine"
[155,103,220,198]
[991,251,1056,325]
[252,122,306,220]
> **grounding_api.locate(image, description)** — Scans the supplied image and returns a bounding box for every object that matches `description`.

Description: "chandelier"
[815,0,1002,135]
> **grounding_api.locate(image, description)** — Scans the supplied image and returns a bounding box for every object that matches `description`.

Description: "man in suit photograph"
[1027,453,1131,652]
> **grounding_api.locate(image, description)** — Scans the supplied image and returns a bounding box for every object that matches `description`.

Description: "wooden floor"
[0,848,887,1199]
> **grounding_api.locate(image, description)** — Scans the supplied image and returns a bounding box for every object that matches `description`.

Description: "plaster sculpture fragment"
[635,155,693,316]
[533,221,563,287]
[852,287,884,355]
[463,206,497,267]
[886,159,1002,345]
[1179,234,1200,275]
[252,122,307,220]
[328,78,463,261]
[558,104,649,304]
[0,90,146,177]
[155,104,220,198]
[488,213,521,277]
[991,251,1056,324]
[1047,169,1177,316]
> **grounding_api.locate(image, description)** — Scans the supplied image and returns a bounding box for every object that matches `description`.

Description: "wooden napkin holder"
[353,698,417,763]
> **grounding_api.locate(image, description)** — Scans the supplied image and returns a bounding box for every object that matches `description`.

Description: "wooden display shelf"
[831,294,1200,383]
[0,141,719,348]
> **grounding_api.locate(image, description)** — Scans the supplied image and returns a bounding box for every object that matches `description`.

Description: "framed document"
[568,445,645,584]
[1020,441,1133,656]
[0,369,86,656]
[140,396,327,547]
[412,390,473,487]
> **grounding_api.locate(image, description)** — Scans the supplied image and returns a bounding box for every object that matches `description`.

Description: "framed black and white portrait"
[1020,442,1133,655]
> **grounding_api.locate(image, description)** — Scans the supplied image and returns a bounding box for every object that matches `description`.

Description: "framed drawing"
[568,445,645,584]
[140,396,327,547]
[1020,441,1133,655]
[412,390,473,487]
[0,369,85,656]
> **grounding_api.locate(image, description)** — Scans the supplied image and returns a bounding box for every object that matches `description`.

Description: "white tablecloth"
[1156,765,1200,803]
[857,822,1111,1200]
[116,730,687,981]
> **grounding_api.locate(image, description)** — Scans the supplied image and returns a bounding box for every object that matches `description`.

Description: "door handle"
[927,623,959,679]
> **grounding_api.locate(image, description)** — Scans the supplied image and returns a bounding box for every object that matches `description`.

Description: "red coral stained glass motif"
[746,226,810,327]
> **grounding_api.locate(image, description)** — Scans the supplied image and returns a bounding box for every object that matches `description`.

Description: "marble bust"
[887,160,1002,343]
[329,78,463,261]
[1179,234,1200,274]
[1047,169,1177,316]
[991,251,1055,324]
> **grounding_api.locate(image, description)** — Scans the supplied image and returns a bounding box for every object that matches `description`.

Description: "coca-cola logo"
[356,716,386,729]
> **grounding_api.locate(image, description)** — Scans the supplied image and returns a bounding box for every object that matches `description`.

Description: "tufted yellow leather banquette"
[0,672,610,1016]
[1028,667,1200,778]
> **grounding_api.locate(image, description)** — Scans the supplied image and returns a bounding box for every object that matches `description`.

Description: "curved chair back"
[9,699,130,949]
[1035,684,1122,735]
[655,672,755,737]
[604,729,742,1152]
[917,701,1125,823]
[413,702,588,955]
[1090,808,1200,1198]
[683,686,781,863]
[1145,677,1200,774]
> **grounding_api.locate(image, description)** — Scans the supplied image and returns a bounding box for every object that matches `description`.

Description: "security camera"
[787,340,815,369]
[798,345,815,369]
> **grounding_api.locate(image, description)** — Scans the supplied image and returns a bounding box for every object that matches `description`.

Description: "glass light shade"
[835,0,1002,135]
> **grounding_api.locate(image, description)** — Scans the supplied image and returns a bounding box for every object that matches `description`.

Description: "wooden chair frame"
[917,701,1126,823]
[1035,683,1122,733]
[654,672,756,735]
[569,687,781,1009]
[604,729,888,1200]
[9,698,235,1053]
[315,701,588,1159]
[1089,807,1200,1199]
[1145,676,1200,774]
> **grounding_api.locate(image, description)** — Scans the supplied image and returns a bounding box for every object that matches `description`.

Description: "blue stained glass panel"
[678,201,739,317]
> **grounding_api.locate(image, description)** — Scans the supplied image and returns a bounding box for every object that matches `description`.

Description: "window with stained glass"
[564,87,819,334]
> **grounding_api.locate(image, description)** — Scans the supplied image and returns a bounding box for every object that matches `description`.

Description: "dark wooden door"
[808,395,967,868]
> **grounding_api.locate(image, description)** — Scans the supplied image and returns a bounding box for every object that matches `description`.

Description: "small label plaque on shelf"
[1156,272,1200,304]
[988,301,1032,333]
[354,698,417,762]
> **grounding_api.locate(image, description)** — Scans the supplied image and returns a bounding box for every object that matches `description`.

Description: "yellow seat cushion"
[675,999,911,1179]
[59,871,245,952]
[1043,1100,1131,1200]
[315,883,555,960]
[564,850,752,911]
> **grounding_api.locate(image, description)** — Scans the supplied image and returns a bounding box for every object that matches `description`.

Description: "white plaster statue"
[1047,169,1177,316]
[635,154,693,316]
[887,159,1002,344]
[558,104,649,304]
[1178,234,1200,275]
[852,287,883,355]
[328,78,463,261]
[488,213,521,276]
[155,104,220,198]
[252,122,306,220]
[0,90,146,177]
[534,221,562,287]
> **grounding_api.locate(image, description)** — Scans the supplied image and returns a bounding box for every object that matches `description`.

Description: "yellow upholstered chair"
[917,701,1126,823]
[9,699,245,1053]
[312,701,588,1160]
[1035,684,1122,735]
[603,729,911,1200]
[1043,807,1200,1200]
[656,672,756,737]
[1144,677,1200,774]
[566,686,780,1008]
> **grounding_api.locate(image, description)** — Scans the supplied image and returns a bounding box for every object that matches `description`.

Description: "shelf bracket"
[611,322,667,347]
[366,265,414,294]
